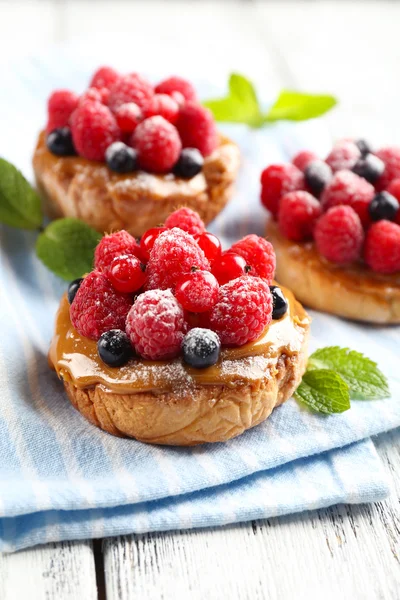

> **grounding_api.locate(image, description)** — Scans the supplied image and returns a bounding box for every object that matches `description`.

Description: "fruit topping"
[364,220,400,274]
[143,94,179,124]
[108,255,147,293]
[355,138,372,157]
[292,150,318,172]
[314,205,364,264]
[164,207,205,236]
[97,329,133,367]
[89,66,120,90]
[67,278,83,304]
[211,252,249,286]
[176,101,218,157]
[270,285,288,320]
[260,164,304,217]
[375,146,400,191]
[175,270,219,313]
[352,153,384,184]
[304,160,332,197]
[71,101,120,162]
[105,141,138,173]
[46,89,79,133]
[368,191,399,222]
[131,115,181,173]
[94,230,141,272]
[325,140,361,172]
[155,76,197,102]
[173,148,204,178]
[321,170,374,228]
[278,191,321,242]
[182,328,221,369]
[139,227,168,261]
[115,103,142,133]
[194,232,222,264]
[46,127,76,157]
[230,234,276,283]
[107,73,154,111]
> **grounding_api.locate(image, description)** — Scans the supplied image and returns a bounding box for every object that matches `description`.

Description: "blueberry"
[304,160,332,197]
[173,148,204,179]
[355,139,373,157]
[352,153,384,184]
[270,285,288,320]
[368,192,399,222]
[67,278,83,304]
[97,329,133,367]
[106,142,138,173]
[182,328,221,369]
[46,127,76,156]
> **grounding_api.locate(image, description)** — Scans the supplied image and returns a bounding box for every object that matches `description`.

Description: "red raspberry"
[230,234,276,282]
[71,101,120,161]
[155,76,197,102]
[90,66,120,90]
[292,150,318,172]
[364,220,400,274]
[260,164,304,217]
[209,276,273,346]
[314,206,364,264]
[175,270,219,313]
[46,89,79,133]
[146,228,210,290]
[176,101,218,157]
[131,116,181,173]
[108,255,147,293]
[164,207,205,236]
[94,230,141,272]
[321,170,375,228]
[325,140,361,172]
[211,252,249,286]
[126,289,186,360]
[143,94,179,124]
[170,91,185,107]
[115,103,142,133]
[278,191,322,242]
[375,147,400,191]
[387,178,400,203]
[79,87,107,106]
[108,73,154,112]
[70,271,132,341]
[194,232,222,264]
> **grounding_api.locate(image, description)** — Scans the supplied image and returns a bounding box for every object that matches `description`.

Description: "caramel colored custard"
[49,288,310,394]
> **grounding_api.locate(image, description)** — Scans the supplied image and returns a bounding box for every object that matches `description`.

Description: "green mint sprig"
[203,73,337,127]
[294,346,389,415]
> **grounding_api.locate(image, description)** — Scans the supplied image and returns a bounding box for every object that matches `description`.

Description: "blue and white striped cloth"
[0,49,400,552]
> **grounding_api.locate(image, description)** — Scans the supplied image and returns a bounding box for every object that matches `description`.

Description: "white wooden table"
[1,1,400,598]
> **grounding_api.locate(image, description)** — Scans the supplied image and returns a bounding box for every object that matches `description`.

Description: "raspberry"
[375,147,400,191]
[325,140,361,172]
[278,191,322,242]
[140,227,167,261]
[115,103,142,133]
[260,164,304,217]
[364,220,400,274]
[175,270,219,313]
[79,87,109,106]
[176,101,218,157]
[211,252,248,285]
[94,230,141,272]
[70,271,132,341]
[131,116,181,173]
[126,289,186,360]
[164,207,205,236]
[321,170,375,228]
[90,66,120,90]
[108,73,154,112]
[46,89,79,133]
[71,101,120,161]
[143,94,179,124]
[209,277,273,347]
[108,255,147,293]
[292,150,318,172]
[194,232,222,264]
[387,178,400,203]
[230,234,276,282]
[155,76,197,102]
[146,228,210,290]
[314,206,364,264]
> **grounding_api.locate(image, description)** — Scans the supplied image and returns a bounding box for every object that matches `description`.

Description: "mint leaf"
[294,369,350,414]
[36,218,101,281]
[308,346,389,400]
[0,158,42,229]
[203,73,263,127]
[264,91,337,123]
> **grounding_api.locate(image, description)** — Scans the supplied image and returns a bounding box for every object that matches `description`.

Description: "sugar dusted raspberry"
[292,150,318,172]
[126,289,186,360]
[387,178,400,203]
[325,140,361,172]
[321,170,375,228]
[108,73,154,112]
[164,207,205,236]
[175,270,219,313]
[131,116,181,173]
[364,220,400,274]
[314,206,364,264]
[209,276,273,346]
[115,103,142,133]
[70,271,132,341]
[94,230,141,272]
[155,76,197,102]
[71,101,120,161]
[79,87,110,106]
[46,89,79,133]
[146,228,210,290]
[176,101,218,157]
[260,164,304,217]
[143,94,179,124]
[90,66,120,90]
[230,234,276,282]
[278,191,322,242]
[375,147,400,191]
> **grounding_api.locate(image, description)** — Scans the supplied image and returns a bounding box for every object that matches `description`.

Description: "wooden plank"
[0,540,98,600]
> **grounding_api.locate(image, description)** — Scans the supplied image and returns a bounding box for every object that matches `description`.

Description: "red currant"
[108,255,146,293]
[140,227,167,260]
[211,252,249,285]
[194,232,222,264]
[115,102,142,133]
[175,270,219,313]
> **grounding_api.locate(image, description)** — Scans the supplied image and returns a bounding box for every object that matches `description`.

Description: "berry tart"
[33,67,240,237]
[261,139,400,324]
[48,208,310,445]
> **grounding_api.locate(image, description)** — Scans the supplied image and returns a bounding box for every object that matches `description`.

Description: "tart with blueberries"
[33,67,240,237]
[49,208,310,446]
[261,139,400,324]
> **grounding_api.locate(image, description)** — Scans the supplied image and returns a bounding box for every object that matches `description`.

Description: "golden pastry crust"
[32,131,240,237]
[267,220,400,324]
